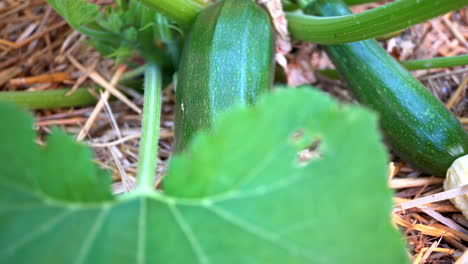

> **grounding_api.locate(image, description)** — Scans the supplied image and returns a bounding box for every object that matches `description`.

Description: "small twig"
[0,2,28,20]
[76,65,127,141]
[0,67,23,86]
[420,207,468,235]
[10,72,71,86]
[412,240,449,264]
[446,76,468,109]
[14,20,67,49]
[108,146,132,193]
[445,236,467,252]
[67,58,98,95]
[89,134,142,148]
[420,68,468,80]
[15,22,38,43]
[393,213,459,240]
[416,238,441,264]
[102,89,122,138]
[0,38,16,48]
[393,184,468,212]
[431,223,468,242]
[442,14,468,49]
[389,177,445,189]
[394,198,459,213]
[68,55,142,114]
[36,117,88,127]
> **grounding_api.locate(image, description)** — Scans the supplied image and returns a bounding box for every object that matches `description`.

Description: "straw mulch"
[0,0,467,263]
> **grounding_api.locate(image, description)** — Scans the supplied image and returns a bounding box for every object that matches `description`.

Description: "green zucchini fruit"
[305,0,468,176]
[174,0,274,152]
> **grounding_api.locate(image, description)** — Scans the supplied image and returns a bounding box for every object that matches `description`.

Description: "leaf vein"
[74,206,110,264]
[169,203,210,264]
[207,205,314,261]
[1,209,73,256]
[137,197,147,264]
[211,170,303,203]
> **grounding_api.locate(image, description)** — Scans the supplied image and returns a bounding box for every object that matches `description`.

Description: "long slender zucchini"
[174,0,274,152]
[304,0,468,176]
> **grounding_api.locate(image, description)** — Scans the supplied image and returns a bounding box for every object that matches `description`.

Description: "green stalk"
[136,0,202,28]
[402,54,468,71]
[0,88,97,109]
[121,65,147,80]
[0,67,147,110]
[288,0,466,44]
[318,55,468,79]
[79,23,121,41]
[344,0,384,4]
[138,0,466,44]
[136,64,162,193]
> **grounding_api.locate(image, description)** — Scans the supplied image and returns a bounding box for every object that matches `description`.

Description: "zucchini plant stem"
[121,64,147,80]
[402,55,468,71]
[136,0,202,28]
[0,88,98,109]
[318,54,468,79]
[136,64,162,193]
[0,66,146,110]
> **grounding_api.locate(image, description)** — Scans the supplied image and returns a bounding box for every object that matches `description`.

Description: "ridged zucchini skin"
[306,0,468,176]
[174,0,274,152]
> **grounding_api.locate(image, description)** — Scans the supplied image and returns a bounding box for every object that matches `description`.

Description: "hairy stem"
[136,64,162,192]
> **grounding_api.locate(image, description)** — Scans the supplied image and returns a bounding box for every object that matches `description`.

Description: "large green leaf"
[0,88,408,263]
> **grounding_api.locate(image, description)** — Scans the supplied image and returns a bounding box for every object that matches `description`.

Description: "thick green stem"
[0,88,97,109]
[136,64,162,193]
[288,0,467,44]
[318,55,468,79]
[138,0,466,44]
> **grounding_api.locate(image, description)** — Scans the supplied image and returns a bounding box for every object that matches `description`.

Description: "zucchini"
[174,0,274,152]
[304,0,468,176]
